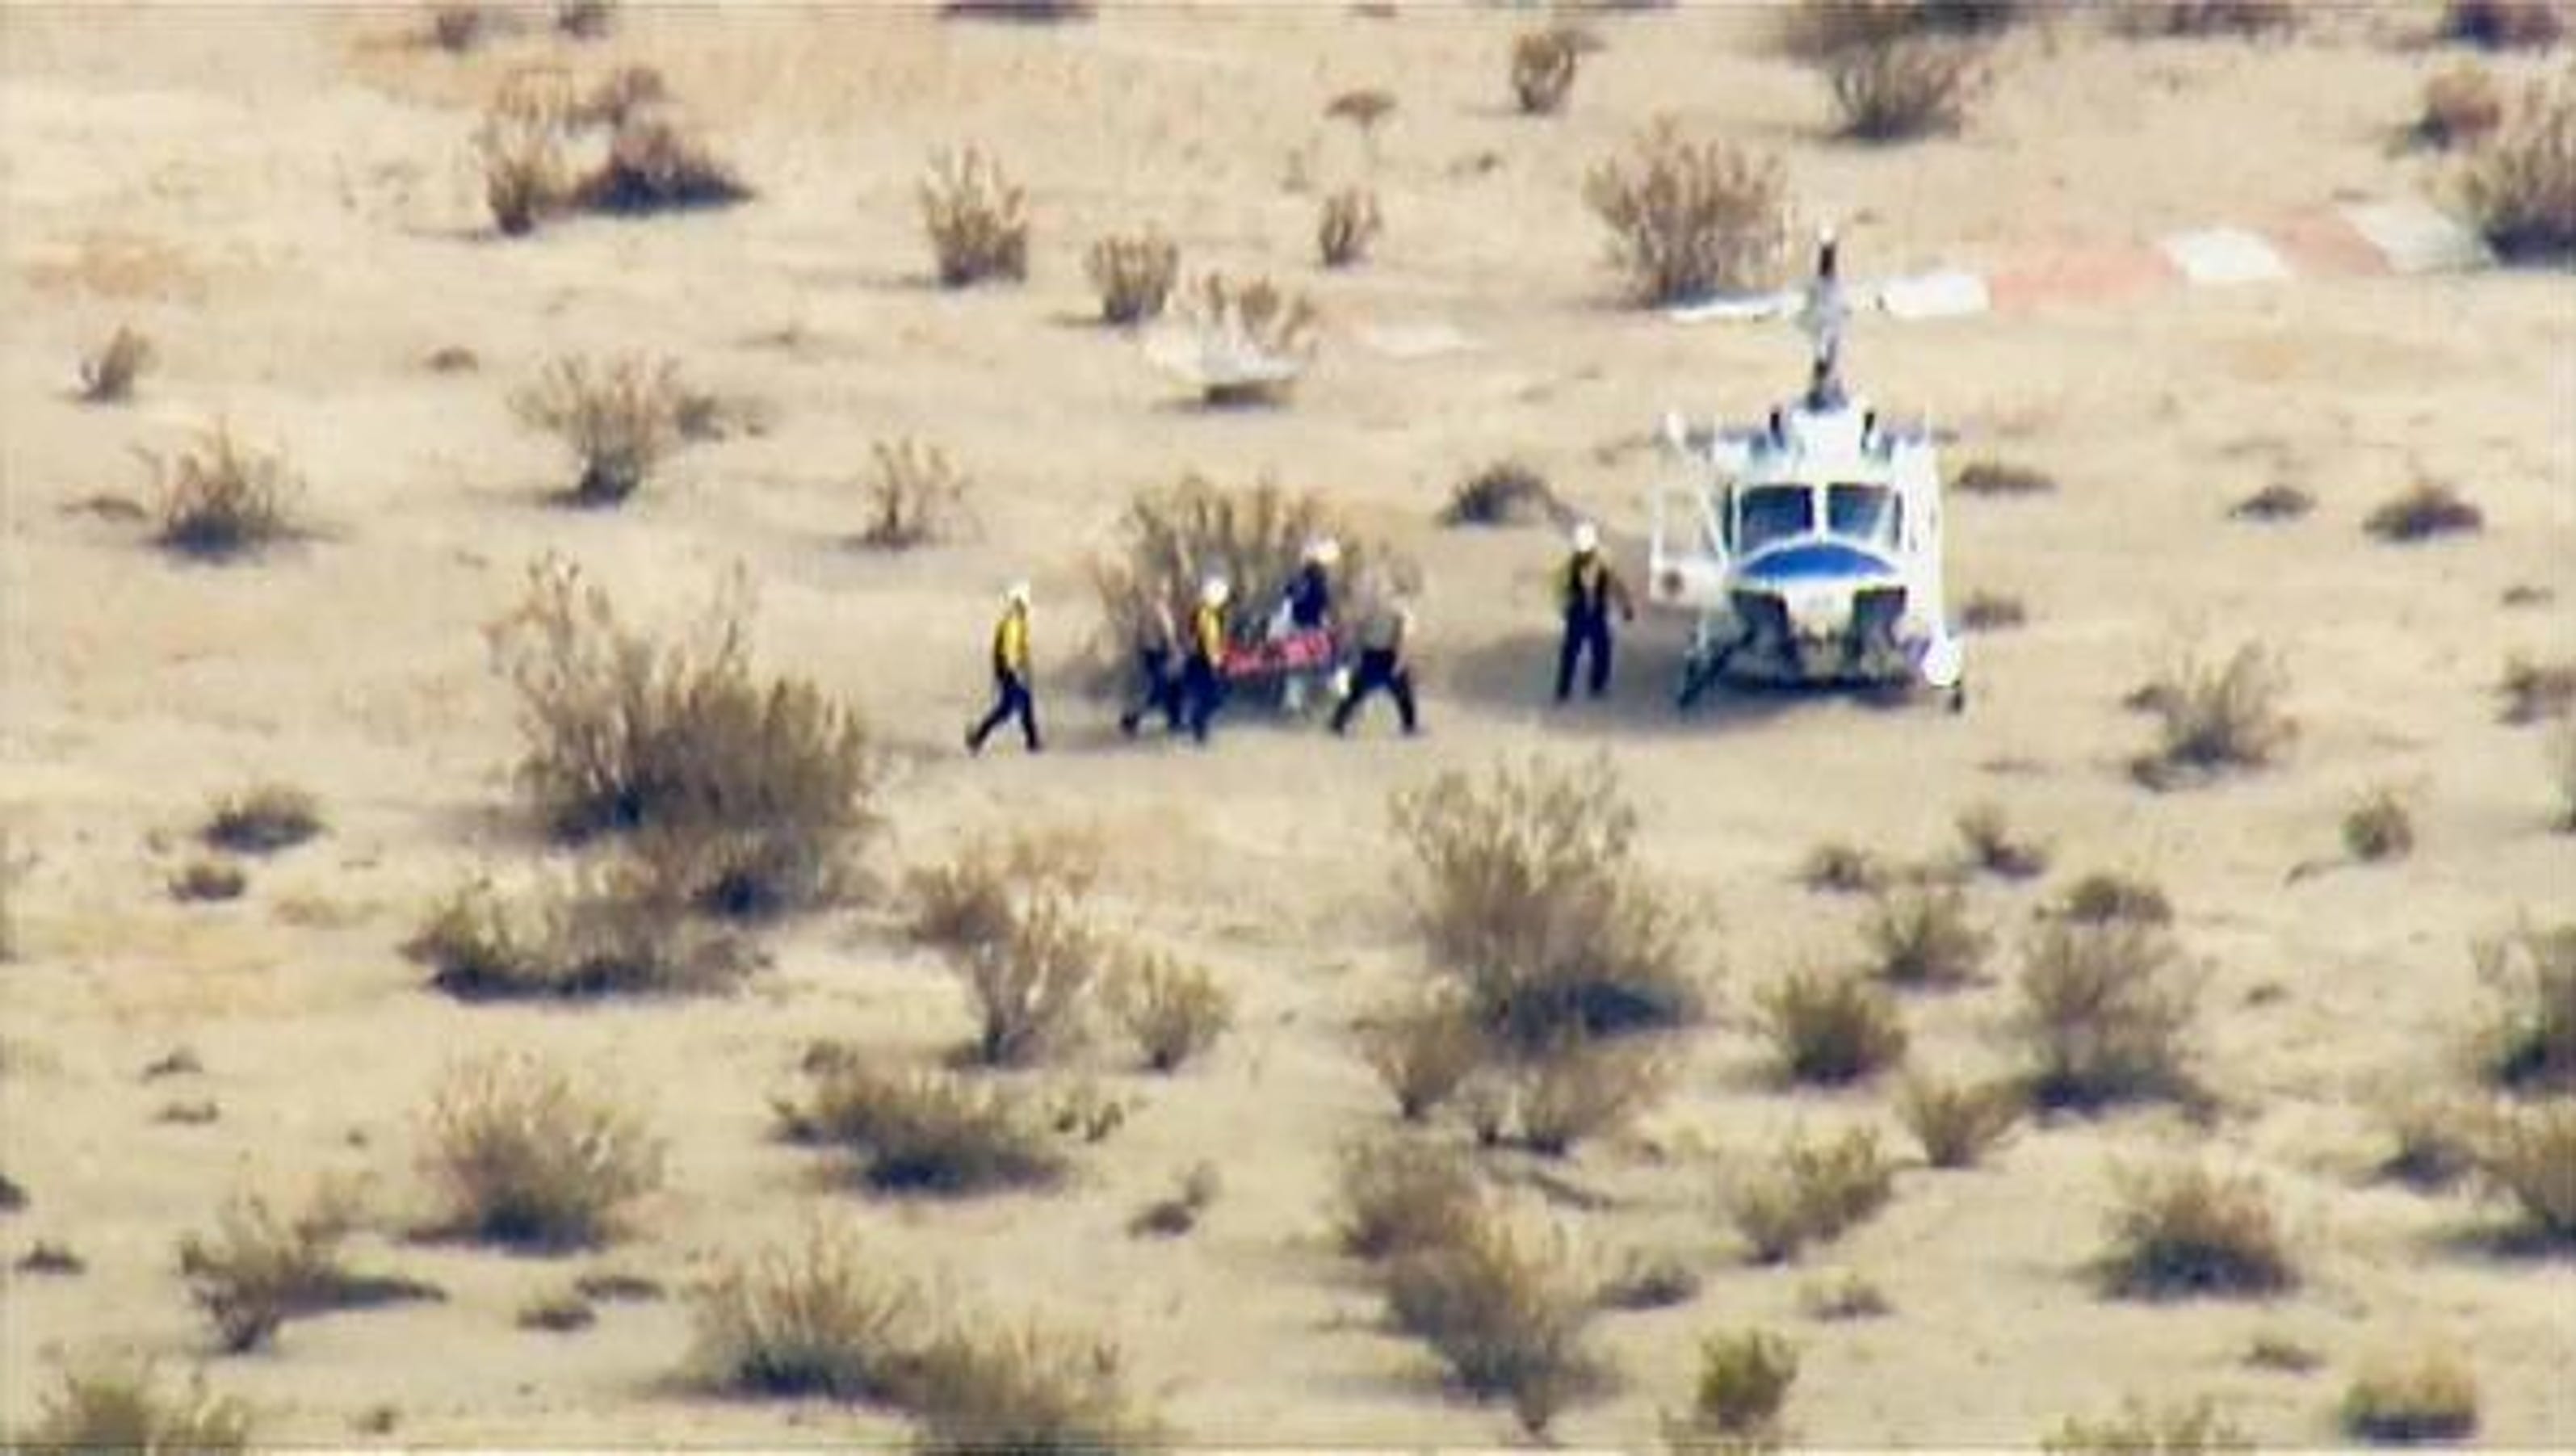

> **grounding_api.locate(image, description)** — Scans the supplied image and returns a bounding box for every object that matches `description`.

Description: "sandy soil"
[3,2,2572,1447]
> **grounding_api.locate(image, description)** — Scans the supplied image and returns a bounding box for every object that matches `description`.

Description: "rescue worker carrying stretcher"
[1116,586,1182,737]
[1181,576,1232,745]
[1330,590,1418,737]
[965,581,1041,756]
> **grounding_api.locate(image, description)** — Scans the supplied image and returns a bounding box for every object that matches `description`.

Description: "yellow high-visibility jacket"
[992,606,1030,677]
[1191,602,1227,664]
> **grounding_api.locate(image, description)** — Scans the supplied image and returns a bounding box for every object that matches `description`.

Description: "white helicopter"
[1643,228,1969,712]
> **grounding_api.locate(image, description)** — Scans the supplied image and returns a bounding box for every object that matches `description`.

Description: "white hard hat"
[1200,576,1231,607]
[1005,581,1031,607]
[1307,537,1342,567]
[1571,521,1600,553]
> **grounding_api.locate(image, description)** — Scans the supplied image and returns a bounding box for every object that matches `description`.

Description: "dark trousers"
[1332,648,1416,735]
[1555,613,1614,700]
[968,671,1039,753]
[1118,647,1180,735]
[1180,657,1226,743]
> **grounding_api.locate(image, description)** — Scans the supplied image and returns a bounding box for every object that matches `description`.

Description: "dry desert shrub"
[1336,1136,1484,1261]
[2553,721,2576,830]
[2129,644,2296,790]
[2096,1164,2296,1299]
[921,146,1028,287]
[942,0,1100,19]
[179,1185,439,1351]
[421,1052,661,1249]
[19,1362,250,1452]
[556,0,617,39]
[1511,25,1601,115]
[691,1225,920,1400]
[2419,64,2507,149]
[2342,786,2415,862]
[2376,1097,2479,1190]
[1324,86,1399,166]
[782,1061,1066,1196]
[1379,1212,1605,1435]
[2440,0,2566,48]
[1801,1269,1891,1320]
[1393,755,1703,1052]
[1129,1162,1221,1238]
[2464,73,2576,258]
[428,3,489,52]
[1960,589,2027,630]
[1506,1039,1675,1154]
[2112,1,2299,38]
[405,866,754,1001]
[1166,273,1322,405]
[858,438,972,551]
[2012,919,2202,1110]
[905,1320,1152,1453]
[1594,1248,1700,1311]
[955,893,1103,1068]
[1781,0,2031,57]
[1898,1071,2023,1168]
[476,73,574,236]
[2498,652,2576,724]
[1107,951,1232,1072]
[1665,1328,1797,1442]
[1952,456,2058,495]
[2044,1397,2250,1454]
[1825,32,1989,141]
[202,784,321,854]
[78,323,153,403]
[1090,473,1366,682]
[1725,1127,1895,1263]
[1316,186,1383,267]
[511,354,685,506]
[904,830,1097,954]
[1862,882,1991,989]
[2055,871,2175,927]
[2465,1098,2576,1242]
[518,1292,595,1332]
[2364,477,2484,541]
[574,107,750,215]
[2229,480,2314,521]
[573,65,669,128]
[1585,119,1790,305]
[1085,229,1178,325]
[485,556,879,913]
[1442,459,1567,528]
[170,858,247,903]
[1956,801,2049,879]
[2473,921,2574,1094]
[1359,994,1487,1120]
[1801,839,1890,895]
[2343,1349,2479,1443]
[145,423,301,560]
[1758,967,1909,1086]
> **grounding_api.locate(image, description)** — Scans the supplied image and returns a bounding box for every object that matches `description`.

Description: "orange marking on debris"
[2266,208,2393,279]
[1984,245,2180,314]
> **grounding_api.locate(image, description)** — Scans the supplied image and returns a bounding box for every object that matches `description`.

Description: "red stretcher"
[1220,627,1337,682]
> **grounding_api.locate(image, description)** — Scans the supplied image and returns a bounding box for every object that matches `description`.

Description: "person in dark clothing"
[1330,594,1418,737]
[1276,537,1339,714]
[1554,521,1634,703]
[965,582,1040,755]
[1181,575,1232,745]
[1117,588,1182,736]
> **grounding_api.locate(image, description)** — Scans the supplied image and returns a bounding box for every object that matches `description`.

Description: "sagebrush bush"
[1393,755,1702,1053]
[2013,920,2202,1110]
[1595,1248,1700,1311]
[421,1053,662,1248]
[1863,882,1991,988]
[2097,1164,2296,1299]
[1668,1328,1798,1441]
[857,438,972,551]
[1316,186,1383,268]
[1781,0,2031,58]
[1960,590,2027,630]
[2498,653,2576,724]
[2419,63,2507,149]
[170,858,247,903]
[2230,481,2315,521]
[20,1362,251,1451]
[1726,1127,1895,1263]
[2343,1349,2480,1443]
[179,1186,438,1351]
[1584,118,1789,305]
[1898,1072,2022,1169]
[1802,1269,1890,1320]
[1108,951,1231,1072]
[202,784,321,854]
[1359,995,1486,1120]
[2044,1397,2250,1454]
[475,73,573,236]
[2129,644,2296,789]
[906,1320,1152,1453]
[1380,1213,1604,1435]
[574,107,749,214]
[2473,921,2574,1094]
[2377,1097,2478,1190]
[2343,786,2415,862]
[78,323,153,402]
[921,146,1028,287]
[429,3,489,52]
[2553,721,2576,831]
[904,831,1096,955]
[511,355,685,506]
[1441,459,1565,528]
[783,1061,1065,1196]
[2468,1097,2576,1241]
[1086,229,1178,325]
[2464,71,2576,257]
[1090,473,1367,688]
[1801,840,1889,895]
[485,556,879,913]
[1758,967,1909,1086]
[1511,25,1599,115]
[1953,457,2058,495]
[1826,33,1987,141]
[405,866,754,1001]
[1956,801,2049,879]
[556,0,617,38]
[1337,1136,1483,1261]
[575,65,669,129]
[955,893,1102,1068]
[147,423,301,560]
[2365,478,2485,542]
[2440,0,2566,48]
[1166,274,1321,405]
[690,1225,920,1400]
[1129,1162,1221,1238]
[2055,871,2174,927]
[2112,1,2298,37]
[1508,1040,1674,1154]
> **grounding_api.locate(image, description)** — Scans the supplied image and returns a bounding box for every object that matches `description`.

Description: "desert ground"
[3,1,2573,1448]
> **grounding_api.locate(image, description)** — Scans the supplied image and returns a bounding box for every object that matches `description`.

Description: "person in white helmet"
[965,581,1040,755]
[1276,536,1341,713]
[1554,521,1634,703]
[1181,574,1233,745]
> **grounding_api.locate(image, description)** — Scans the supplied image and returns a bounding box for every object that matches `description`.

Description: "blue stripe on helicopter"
[1739,542,1898,582]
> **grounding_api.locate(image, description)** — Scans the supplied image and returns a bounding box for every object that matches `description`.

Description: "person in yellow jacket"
[1554,520,1634,703]
[966,582,1041,755]
[1180,575,1232,745]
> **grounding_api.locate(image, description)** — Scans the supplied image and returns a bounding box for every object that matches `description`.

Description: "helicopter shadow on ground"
[1429,627,1819,741]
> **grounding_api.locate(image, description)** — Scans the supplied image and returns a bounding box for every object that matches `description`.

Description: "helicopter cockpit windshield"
[1736,485,1812,552]
[1826,482,1901,549]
